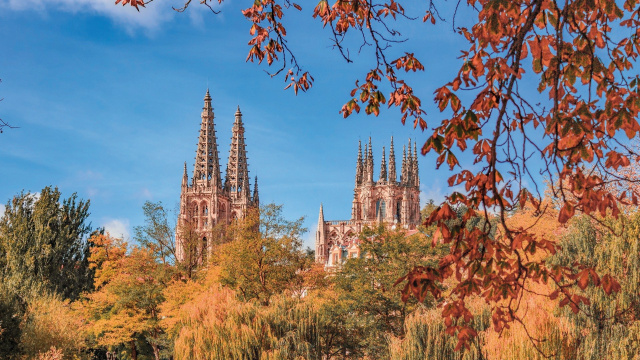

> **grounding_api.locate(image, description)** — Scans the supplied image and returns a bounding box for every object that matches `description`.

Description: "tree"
[0,283,22,359]
[118,0,640,347]
[173,286,357,360]
[175,219,203,279]
[548,212,640,359]
[134,201,178,266]
[328,224,449,358]
[0,186,93,300]
[82,233,169,360]
[214,204,307,305]
[19,294,88,359]
[0,187,92,359]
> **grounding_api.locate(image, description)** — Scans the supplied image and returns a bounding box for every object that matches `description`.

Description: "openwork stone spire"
[401,145,407,185]
[193,89,222,188]
[388,136,396,183]
[379,146,387,182]
[225,106,251,202]
[413,142,420,187]
[356,140,363,186]
[253,176,260,205]
[367,137,374,183]
[182,161,188,187]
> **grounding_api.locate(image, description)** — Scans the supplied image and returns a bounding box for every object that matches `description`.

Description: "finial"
[204,88,211,101]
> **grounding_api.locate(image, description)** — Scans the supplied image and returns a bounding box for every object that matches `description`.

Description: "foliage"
[332,224,446,358]
[175,219,202,280]
[0,186,93,300]
[81,233,169,360]
[0,283,22,359]
[19,294,87,359]
[214,204,307,305]
[134,201,176,265]
[173,287,351,360]
[548,212,640,359]
[389,302,490,360]
[36,347,64,360]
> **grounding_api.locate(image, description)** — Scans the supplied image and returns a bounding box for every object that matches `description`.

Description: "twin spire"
[355,136,419,187]
[185,90,258,203]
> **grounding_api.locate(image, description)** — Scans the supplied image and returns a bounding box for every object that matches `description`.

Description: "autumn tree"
[214,203,307,305]
[82,233,169,360]
[173,287,342,360]
[19,294,88,359]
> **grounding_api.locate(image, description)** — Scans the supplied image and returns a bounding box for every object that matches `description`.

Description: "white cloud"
[1,0,173,33]
[103,218,130,240]
[0,204,5,219]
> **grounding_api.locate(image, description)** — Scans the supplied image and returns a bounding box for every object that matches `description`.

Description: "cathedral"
[176,90,259,262]
[315,137,421,266]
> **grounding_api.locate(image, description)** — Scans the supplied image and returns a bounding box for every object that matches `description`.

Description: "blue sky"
[0,0,474,247]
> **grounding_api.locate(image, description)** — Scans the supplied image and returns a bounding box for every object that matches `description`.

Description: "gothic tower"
[315,137,421,264]
[176,90,259,263]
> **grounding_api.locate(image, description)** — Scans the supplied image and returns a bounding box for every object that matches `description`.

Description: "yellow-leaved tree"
[80,233,170,360]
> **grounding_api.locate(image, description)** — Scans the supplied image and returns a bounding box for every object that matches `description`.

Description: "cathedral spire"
[401,145,407,185]
[406,139,413,186]
[379,146,387,182]
[413,142,419,187]
[182,161,188,187]
[225,105,250,202]
[356,140,363,186]
[389,137,396,183]
[318,203,325,228]
[253,176,260,205]
[193,89,222,188]
[367,137,374,183]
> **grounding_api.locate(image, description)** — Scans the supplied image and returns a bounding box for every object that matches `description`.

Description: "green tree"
[0,186,93,300]
[134,201,176,265]
[214,204,307,305]
[0,283,22,359]
[388,304,490,360]
[549,213,640,359]
[331,224,447,358]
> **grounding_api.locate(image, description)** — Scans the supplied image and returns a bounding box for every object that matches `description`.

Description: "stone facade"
[176,90,259,262]
[315,137,421,266]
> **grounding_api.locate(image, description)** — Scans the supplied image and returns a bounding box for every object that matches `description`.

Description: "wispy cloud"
[137,187,152,200]
[103,218,131,240]
[1,0,173,33]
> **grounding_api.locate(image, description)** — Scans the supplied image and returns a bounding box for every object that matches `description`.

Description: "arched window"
[376,199,386,220]
[396,201,401,222]
[203,205,208,216]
